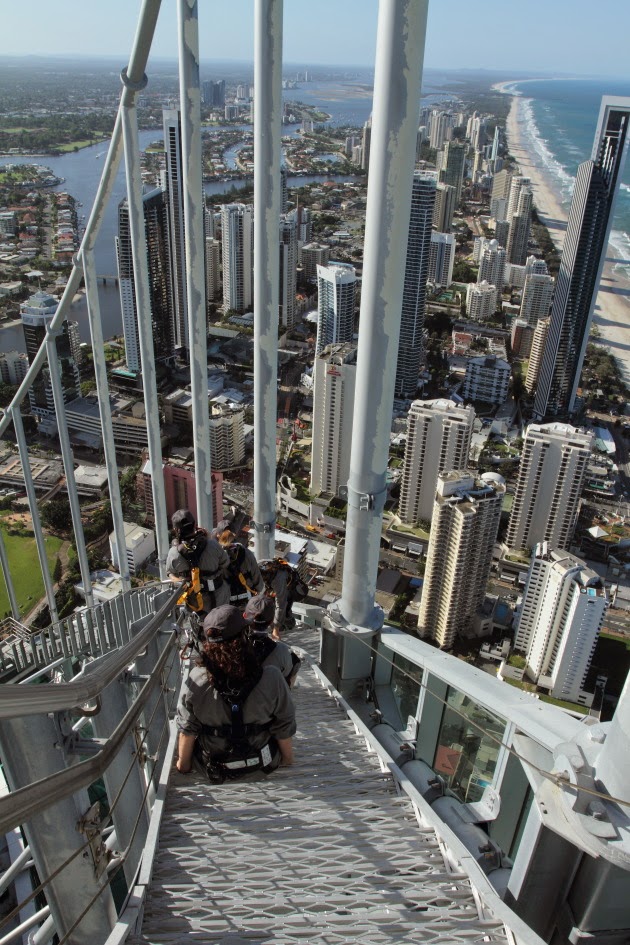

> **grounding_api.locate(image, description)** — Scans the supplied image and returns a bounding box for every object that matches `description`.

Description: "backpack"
[260,558,309,602]
[194,667,278,783]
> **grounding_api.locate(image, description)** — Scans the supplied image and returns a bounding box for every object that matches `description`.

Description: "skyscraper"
[439,141,466,204]
[505,176,533,265]
[278,214,297,328]
[525,318,550,394]
[477,238,506,291]
[361,117,372,174]
[315,262,356,355]
[418,471,504,648]
[534,97,630,418]
[20,291,80,435]
[162,109,188,351]
[432,182,456,233]
[515,543,607,704]
[116,189,176,373]
[221,203,254,314]
[399,398,475,525]
[394,170,437,399]
[506,422,593,552]
[428,232,456,287]
[204,236,221,306]
[520,271,555,325]
[310,344,357,496]
[466,281,497,319]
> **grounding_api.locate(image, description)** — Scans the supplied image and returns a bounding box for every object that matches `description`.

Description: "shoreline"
[496,81,630,388]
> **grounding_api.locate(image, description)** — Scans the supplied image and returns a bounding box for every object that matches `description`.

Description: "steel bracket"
[78,802,109,879]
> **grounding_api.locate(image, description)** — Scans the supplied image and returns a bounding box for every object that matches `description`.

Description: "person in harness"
[258,558,309,639]
[215,528,265,606]
[175,605,295,779]
[166,509,230,615]
[244,594,302,686]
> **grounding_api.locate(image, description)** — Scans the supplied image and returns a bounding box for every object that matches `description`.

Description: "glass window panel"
[433,686,505,803]
[390,654,423,725]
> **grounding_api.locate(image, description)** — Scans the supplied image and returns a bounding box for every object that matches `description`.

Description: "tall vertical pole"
[339,0,429,628]
[11,407,59,624]
[0,527,19,620]
[253,0,283,560]
[46,330,94,608]
[120,78,170,579]
[81,252,131,591]
[177,0,214,531]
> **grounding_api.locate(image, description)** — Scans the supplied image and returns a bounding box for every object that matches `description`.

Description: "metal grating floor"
[129,633,507,944]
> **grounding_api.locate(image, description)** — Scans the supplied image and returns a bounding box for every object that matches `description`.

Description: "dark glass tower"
[533,97,630,419]
[394,169,437,399]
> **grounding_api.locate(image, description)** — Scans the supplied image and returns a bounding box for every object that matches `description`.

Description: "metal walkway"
[128,636,507,945]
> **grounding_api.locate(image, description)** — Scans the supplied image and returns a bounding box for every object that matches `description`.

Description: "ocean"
[506,77,630,278]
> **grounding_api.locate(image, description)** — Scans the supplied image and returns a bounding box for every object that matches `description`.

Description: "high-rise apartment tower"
[506,422,593,552]
[534,97,630,418]
[394,170,437,399]
[399,399,475,525]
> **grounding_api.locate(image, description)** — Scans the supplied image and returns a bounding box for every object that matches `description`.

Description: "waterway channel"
[0,130,355,350]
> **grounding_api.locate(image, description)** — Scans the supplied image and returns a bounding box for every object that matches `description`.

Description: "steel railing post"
[177,0,214,530]
[339,0,430,628]
[45,329,94,609]
[120,83,170,580]
[253,0,283,560]
[0,714,117,944]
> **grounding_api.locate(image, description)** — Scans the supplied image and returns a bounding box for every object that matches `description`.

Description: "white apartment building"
[514,543,607,704]
[466,281,497,320]
[428,231,456,287]
[462,355,510,405]
[315,262,356,355]
[525,318,550,394]
[221,203,254,314]
[310,344,357,496]
[110,521,156,576]
[520,272,555,325]
[506,422,593,552]
[210,404,245,471]
[399,399,475,525]
[0,350,28,386]
[418,471,505,648]
[506,178,533,266]
[477,238,506,290]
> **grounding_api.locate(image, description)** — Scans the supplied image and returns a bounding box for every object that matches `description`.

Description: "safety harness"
[260,558,308,601]
[195,667,277,783]
[225,543,255,604]
[174,534,224,613]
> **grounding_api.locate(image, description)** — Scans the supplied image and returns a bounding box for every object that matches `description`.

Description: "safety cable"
[328,629,630,811]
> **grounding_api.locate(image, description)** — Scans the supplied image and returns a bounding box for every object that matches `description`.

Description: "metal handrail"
[0,583,183,719]
[0,611,179,836]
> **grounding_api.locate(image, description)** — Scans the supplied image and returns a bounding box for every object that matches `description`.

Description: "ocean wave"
[519,97,575,206]
[608,230,630,278]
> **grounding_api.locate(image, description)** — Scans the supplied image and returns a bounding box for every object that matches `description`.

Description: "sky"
[0,0,629,79]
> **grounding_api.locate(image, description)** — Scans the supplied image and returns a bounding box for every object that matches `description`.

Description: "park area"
[0,513,65,620]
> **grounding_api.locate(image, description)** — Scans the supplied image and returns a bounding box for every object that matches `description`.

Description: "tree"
[41,497,71,534]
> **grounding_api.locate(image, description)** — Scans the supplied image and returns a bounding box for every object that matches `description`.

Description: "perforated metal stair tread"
[129,638,507,944]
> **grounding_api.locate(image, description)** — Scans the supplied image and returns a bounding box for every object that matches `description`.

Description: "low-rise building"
[110,521,156,576]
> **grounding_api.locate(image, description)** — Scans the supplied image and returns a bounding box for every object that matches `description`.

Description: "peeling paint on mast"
[253,0,283,560]
[339,0,430,628]
[178,0,214,530]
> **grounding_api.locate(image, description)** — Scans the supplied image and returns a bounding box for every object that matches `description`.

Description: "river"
[0,130,355,350]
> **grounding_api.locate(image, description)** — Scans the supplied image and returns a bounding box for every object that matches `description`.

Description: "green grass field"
[0,525,64,619]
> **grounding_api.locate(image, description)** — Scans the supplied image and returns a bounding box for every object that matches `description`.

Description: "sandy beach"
[495,81,630,389]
